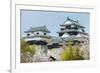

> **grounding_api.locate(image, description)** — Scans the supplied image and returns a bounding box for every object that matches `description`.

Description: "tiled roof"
[60,17,85,28]
[24,25,50,33]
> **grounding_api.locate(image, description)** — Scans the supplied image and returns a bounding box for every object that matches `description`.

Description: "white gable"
[76,34,82,37]
[64,21,72,25]
[62,33,69,38]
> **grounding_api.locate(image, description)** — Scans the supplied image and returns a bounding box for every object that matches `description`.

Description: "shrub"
[21,39,36,63]
[61,42,84,61]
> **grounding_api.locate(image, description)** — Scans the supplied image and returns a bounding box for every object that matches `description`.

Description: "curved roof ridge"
[24,25,50,33]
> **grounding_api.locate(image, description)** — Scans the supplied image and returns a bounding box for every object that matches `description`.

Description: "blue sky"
[21,10,90,36]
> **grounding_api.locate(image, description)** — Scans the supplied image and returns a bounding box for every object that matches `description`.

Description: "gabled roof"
[60,17,85,28]
[24,25,50,33]
[61,33,69,38]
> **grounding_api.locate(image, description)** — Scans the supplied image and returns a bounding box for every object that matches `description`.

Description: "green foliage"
[61,42,84,61]
[21,39,36,63]
[73,48,84,60]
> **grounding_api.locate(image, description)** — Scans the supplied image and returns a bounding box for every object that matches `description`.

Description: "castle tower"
[57,17,89,42]
[24,25,50,44]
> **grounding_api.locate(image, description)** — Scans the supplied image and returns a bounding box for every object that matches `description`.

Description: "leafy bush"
[21,39,36,63]
[61,42,84,61]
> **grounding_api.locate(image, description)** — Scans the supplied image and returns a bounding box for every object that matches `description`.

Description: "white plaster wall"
[30,31,47,36]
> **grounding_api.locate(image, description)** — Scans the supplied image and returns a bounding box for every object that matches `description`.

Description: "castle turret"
[57,17,89,42]
[24,25,51,44]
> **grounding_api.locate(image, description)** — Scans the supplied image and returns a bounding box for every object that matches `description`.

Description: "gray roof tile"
[24,25,50,33]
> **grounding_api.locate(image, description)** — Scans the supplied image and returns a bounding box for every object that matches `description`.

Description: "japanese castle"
[23,17,89,61]
[57,17,89,42]
[24,25,51,45]
[24,17,89,44]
